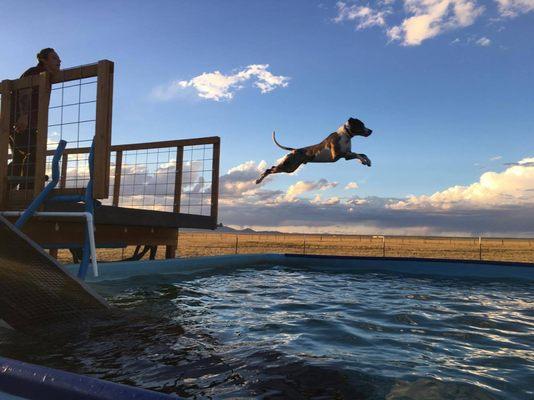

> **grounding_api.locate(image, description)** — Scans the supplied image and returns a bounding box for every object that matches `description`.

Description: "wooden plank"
[43,203,215,229]
[10,74,40,91]
[11,63,99,91]
[93,60,113,199]
[0,80,13,209]
[3,218,179,246]
[112,150,122,206]
[51,63,98,84]
[109,136,220,152]
[210,138,220,229]
[173,146,184,213]
[33,72,50,199]
[60,153,68,188]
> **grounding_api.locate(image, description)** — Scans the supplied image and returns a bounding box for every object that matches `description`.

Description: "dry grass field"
[57,232,534,264]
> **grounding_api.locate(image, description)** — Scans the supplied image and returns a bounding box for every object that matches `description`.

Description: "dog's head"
[344,117,372,137]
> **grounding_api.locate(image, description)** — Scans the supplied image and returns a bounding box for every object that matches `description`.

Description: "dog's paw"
[359,155,371,167]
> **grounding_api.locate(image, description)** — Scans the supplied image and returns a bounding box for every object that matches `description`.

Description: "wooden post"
[0,80,13,208]
[60,153,68,188]
[165,229,178,259]
[164,146,184,259]
[173,146,184,213]
[235,235,238,254]
[94,60,114,199]
[112,150,122,206]
[210,138,220,229]
[33,72,51,199]
[479,236,482,261]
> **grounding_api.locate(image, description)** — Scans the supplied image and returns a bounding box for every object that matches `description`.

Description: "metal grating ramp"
[0,215,109,332]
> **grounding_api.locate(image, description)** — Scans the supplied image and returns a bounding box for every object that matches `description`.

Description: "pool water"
[0,265,532,399]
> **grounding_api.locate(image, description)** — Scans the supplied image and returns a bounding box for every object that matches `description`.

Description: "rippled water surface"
[1,266,532,399]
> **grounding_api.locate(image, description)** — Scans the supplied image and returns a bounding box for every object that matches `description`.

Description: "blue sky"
[1,0,533,235]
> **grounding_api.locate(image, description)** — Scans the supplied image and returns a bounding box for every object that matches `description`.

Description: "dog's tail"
[272,131,295,151]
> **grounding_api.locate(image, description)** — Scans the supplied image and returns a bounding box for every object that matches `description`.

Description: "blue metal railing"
[14,140,67,229]
[14,139,97,280]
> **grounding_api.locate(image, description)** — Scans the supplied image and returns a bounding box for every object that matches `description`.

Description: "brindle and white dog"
[255,117,372,184]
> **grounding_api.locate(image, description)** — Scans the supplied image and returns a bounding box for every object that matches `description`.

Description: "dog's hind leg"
[255,152,306,184]
[256,167,273,184]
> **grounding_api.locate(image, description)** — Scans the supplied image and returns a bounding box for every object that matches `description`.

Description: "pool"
[0,254,532,399]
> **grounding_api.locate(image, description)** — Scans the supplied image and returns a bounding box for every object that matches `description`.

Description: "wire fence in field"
[173,233,534,262]
[75,232,534,264]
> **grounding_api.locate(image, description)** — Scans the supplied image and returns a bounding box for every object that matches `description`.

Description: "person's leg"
[8,132,26,190]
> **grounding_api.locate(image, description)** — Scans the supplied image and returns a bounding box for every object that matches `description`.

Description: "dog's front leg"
[345,152,371,167]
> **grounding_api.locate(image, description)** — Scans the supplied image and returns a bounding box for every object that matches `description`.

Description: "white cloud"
[151,64,289,102]
[283,179,338,201]
[388,157,534,210]
[388,0,485,46]
[475,36,491,46]
[496,0,534,17]
[345,181,359,190]
[310,195,341,205]
[335,0,492,46]
[334,1,390,29]
[490,155,503,161]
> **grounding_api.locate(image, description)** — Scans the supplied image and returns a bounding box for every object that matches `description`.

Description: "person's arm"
[14,87,31,133]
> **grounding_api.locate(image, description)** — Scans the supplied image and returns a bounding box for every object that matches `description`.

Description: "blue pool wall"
[66,253,534,282]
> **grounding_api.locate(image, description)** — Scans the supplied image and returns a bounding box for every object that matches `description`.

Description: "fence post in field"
[479,236,482,260]
[383,236,386,257]
[303,240,306,255]
[235,235,239,254]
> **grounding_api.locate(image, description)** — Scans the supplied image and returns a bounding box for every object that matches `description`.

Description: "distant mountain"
[182,224,282,234]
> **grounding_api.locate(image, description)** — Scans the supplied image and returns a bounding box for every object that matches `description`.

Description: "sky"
[1,0,533,236]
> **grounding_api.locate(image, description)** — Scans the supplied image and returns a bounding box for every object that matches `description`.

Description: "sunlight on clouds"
[151,64,289,101]
[311,195,341,205]
[283,179,338,201]
[217,160,534,236]
[335,0,493,46]
[345,181,359,190]
[389,157,534,210]
[389,0,484,46]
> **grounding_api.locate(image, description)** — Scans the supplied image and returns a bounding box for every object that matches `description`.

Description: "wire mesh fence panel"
[180,144,213,216]
[46,77,97,190]
[117,147,177,211]
[112,144,215,214]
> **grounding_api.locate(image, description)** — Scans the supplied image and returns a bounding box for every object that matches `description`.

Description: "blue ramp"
[0,215,109,331]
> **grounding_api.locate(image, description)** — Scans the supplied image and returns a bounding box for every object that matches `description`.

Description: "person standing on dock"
[9,48,61,189]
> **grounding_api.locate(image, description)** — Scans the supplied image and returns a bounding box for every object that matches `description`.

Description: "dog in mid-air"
[255,117,372,184]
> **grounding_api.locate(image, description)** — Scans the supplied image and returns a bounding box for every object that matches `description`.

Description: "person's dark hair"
[36,48,56,65]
